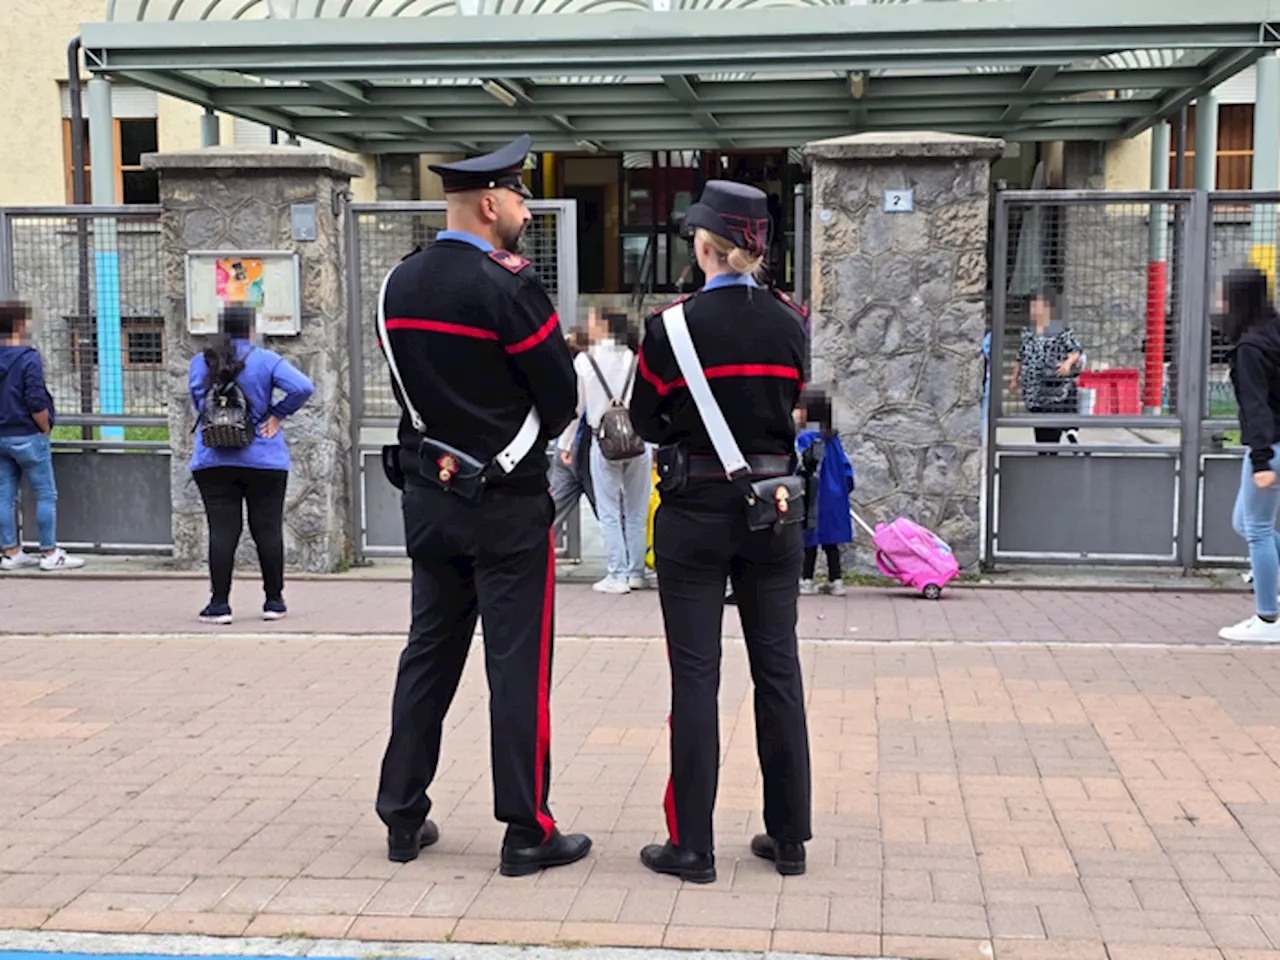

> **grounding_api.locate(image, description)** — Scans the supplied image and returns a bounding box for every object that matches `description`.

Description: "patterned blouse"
[1017,327,1083,411]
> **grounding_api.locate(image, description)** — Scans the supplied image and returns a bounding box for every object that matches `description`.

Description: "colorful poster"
[215,257,265,307]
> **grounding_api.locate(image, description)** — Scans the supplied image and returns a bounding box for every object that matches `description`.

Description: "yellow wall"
[0,0,97,205]
[0,0,374,204]
[1105,129,1153,191]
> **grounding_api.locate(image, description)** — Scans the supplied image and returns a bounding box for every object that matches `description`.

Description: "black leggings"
[803,544,842,581]
[193,467,289,605]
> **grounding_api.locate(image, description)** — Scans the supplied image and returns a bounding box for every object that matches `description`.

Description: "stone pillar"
[804,132,1004,571]
[144,147,364,574]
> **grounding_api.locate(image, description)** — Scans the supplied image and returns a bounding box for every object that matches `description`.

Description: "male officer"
[374,134,590,877]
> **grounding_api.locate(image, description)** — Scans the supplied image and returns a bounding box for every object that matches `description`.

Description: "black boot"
[387,820,439,863]
[500,829,592,877]
[640,840,716,884]
[750,834,805,876]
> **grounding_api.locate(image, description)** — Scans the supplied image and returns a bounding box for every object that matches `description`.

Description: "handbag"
[584,352,645,461]
[661,302,804,533]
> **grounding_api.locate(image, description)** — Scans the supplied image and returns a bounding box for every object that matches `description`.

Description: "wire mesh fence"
[1208,196,1280,422]
[1,207,165,419]
[997,195,1191,421]
[350,203,568,420]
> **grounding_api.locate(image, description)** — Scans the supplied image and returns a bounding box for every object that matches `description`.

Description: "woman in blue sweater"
[189,307,314,624]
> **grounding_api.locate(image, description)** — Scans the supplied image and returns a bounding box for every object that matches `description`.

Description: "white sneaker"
[39,549,84,571]
[627,574,648,590]
[0,550,40,571]
[592,576,631,595]
[799,578,819,596]
[827,579,847,597]
[1219,615,1280,643]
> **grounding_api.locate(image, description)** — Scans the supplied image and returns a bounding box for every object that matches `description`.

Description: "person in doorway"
[551,330,597,531]
[630,180,811,883]
[561,307,652,594]
[1217,269,1280,642]
[1008,289,1083,448]
[0,300,83,571]
[795,391,854,597]
[189,305,314,624]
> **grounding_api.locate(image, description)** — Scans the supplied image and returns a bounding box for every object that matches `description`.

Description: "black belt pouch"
[655,444,688,496]
[381,445,406,491]
[417,436,489,501]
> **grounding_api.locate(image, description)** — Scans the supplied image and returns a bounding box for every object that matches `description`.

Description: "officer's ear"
[478,191,502,224]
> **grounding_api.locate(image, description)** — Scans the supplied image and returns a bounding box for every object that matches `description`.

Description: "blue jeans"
[590,442,652,580]
[0,433,57,551]
[1233,443,1280,617]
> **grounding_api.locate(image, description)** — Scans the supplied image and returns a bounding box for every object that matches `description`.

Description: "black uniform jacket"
[380,239,576,490]
[630,284,808,459]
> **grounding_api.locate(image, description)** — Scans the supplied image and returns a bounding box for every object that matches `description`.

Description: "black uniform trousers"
[653,483,812,855]
[376,480,558,848]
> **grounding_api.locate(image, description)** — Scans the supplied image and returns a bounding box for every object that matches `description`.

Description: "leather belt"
[687,453,792,478]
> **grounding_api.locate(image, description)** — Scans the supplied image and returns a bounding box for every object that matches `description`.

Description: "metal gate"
[344,199,580,561]
[986,189,1279,568]
[0,205,172,553]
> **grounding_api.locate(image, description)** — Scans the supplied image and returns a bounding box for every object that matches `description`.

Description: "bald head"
[445,186,531,254]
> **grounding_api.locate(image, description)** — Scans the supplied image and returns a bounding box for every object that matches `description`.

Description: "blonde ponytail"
[695,228,765,280]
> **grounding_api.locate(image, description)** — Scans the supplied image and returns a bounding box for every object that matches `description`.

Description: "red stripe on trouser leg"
[533,528,556,841]
[664,713,679,845]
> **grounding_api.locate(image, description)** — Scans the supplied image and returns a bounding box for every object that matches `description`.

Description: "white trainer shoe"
[592,576,631,595]
[627,574,648,590]
[1219,615,1280,643]
[39,549,85,571]
[827,579,847,597]
[799,579,819,596]
[0,550,40,571]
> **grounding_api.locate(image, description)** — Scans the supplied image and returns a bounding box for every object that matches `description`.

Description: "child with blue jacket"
[795,391,854,597]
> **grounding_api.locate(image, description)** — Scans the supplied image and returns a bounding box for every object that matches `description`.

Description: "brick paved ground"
[3,621,1280,959]
[0,577,1259,643]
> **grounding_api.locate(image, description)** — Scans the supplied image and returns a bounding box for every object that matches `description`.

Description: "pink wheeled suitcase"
[851,511,960,600]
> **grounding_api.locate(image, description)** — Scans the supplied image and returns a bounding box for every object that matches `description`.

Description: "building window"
[62,118,160,204]
[70,318,166,369]
[1169,104,1254,190]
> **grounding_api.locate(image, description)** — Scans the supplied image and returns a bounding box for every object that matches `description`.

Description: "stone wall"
[146,147,363,575]
[805,132,1003,572]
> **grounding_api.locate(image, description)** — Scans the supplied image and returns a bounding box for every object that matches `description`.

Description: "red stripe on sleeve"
[638,348,686,397]
[505,312,560,355]
[704,364,802,382]
[385,318,499,341]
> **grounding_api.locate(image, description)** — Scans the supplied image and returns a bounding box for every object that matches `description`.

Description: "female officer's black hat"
[681,180,771,257]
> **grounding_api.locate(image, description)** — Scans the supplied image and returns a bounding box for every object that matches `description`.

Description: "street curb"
[0,929,880,960]
[0,568,1253,593]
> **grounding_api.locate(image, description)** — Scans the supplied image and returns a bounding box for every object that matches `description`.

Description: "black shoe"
[750,834,806,876]
[387,820,439,863]
[500,828,592,877]
[640,841,716,883]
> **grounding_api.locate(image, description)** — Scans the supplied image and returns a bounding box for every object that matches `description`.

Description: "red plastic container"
[1077,368,1141,415]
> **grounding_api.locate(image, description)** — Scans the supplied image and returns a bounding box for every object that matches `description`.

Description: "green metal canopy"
[83,0,1280,153]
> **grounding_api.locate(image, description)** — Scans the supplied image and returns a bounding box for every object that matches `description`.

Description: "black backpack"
[199,377,255,449]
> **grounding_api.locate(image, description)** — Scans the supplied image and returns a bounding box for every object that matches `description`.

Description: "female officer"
[629,180,811,883]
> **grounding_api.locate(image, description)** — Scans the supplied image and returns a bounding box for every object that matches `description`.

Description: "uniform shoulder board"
[772,287,809,319]
[488,249,531,274]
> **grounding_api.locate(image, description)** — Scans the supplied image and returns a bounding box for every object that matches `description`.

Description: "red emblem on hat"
[437,454,458,484]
